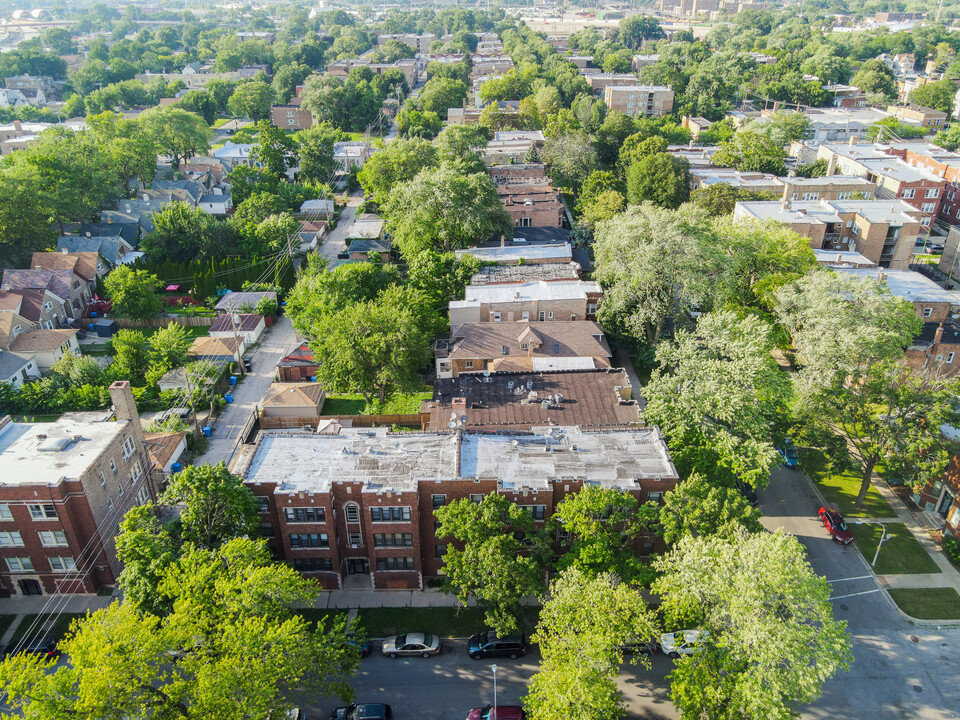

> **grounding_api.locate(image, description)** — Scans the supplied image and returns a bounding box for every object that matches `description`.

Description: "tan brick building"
[0,382,157,596]
[733,199,922,268]
[779,176,877,202]
[449,280,602,325]
[885,104,948,130]
[833,267,960,322]
[602,85,674,117]
[243,425,678,590]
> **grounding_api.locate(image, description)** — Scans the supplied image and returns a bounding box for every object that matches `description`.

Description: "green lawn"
[888,587,960,619]
[321,395,367,415]
[849,522,941,575]
[9,613,85,644]
[135,325,210,341]
[79,343,112,357]
[357,606,540,638]
[814,469,897,519]
[321,389,432,417]
[0,615,17,639]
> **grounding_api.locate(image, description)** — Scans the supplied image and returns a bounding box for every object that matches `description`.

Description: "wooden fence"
[258,413,425,430]
[114,316,216,329]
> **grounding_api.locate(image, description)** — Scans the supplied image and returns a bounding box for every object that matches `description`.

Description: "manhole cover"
[910,635,920,643]
[840,604,849,611]
[913,685,923,693]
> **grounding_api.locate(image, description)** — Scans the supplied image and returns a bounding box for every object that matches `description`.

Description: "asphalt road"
[299,466,960,720]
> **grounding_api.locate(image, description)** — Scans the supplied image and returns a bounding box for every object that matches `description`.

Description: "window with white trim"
[470,494,484,503]
[0,531,23,547]
[136,486,150,506]
[493,312,501,322]
[0,505,12,521]
[121,436,137,459]
[947,352,955,364]
[901,188,916,199]
[38,530,68,547]
[257,496,270,513]
[464,360,474,368]
[110,458,117,474]
[285,507,326,523]
[99,471,106,487]
[344,502,360,523]
[128,460,143,485]
[348,532,362,546]
[371,506,411,522]
[5,557,33,572]
[926,189,940,198]
[48,556,76,572]
[923,307,933,318]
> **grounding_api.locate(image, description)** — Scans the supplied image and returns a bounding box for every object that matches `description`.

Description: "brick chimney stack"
[935,323,944,345]
[109,380,146,446]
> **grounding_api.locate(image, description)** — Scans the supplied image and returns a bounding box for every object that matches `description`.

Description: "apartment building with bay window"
[243,424,679,590]
[0,381,158,596]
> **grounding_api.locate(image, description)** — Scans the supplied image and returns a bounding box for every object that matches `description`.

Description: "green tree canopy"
[356,137,439,205]
[296,122,347,183]
[625,153,691,209]
[712,130,787,175]
[110,329,151,384]
[251,121,298,177]
[139,105,211,168]
[104,266,163,320]
[653,530,852,720]
[227,80,274,121]
[435,493,551,635]
[383,167,512,259]
[659,472,763,544]
[690,183,777,215]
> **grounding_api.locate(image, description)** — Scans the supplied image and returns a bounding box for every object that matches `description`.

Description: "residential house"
[1,268,90,319]
[6,328,80,373]
[483,131,544,166]
[434,321,612,379]
[886,104,948,130]
[333,142,374,176]
[0,289,67,331]
[915,453,960,538]
[297,220,327,254]
[603,85,674,117]
[0,89,29,108]
[827,84,869,108]
[214,291,278,313]
[632,54,660,72]
[832,267,960,322]
[0,382,157,595]
[271,104,313,131]
[243,424,677,588]
[29,251,100,285]
[449,280,602,325]
[422,368,640,431]
[198,193,232,215]
[347,239,392,262]
[261,383,327,418]
[498,183,565,228]
[733,199,922,268]
[56,236,135,267]
[187,336,245,363]
[77,222,139,248]
[276,341,318,382]
[0,351,39,388]
[208,314,266,345]
[681,116,712,139]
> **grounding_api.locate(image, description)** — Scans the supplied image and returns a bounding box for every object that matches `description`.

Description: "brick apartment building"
[449,280,602,325]
[0,382,157,597]
[916,453,960,539]
[733,199,922,268]
[905,322,960,378]
[881,144,960,228]
[602,85,674,117]
[779,176,877,202]
[832,267,960,322]
[271,103,313,131]
[243,425,678,590]
[490,163,565,228]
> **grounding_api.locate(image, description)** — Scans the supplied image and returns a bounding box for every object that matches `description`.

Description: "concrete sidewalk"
[315,589,475,610]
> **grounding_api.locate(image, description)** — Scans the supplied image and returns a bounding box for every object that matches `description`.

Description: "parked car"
[660,630,708,658]
[347,636,372,658]
[467,706,525,720]
[735,480,759,508]
[162,407,192,423]
[4,638,59,659]
[777,437,800,468]
[287,710,305,720]
[467,631,528,660]
[621,637,661,655]
[329,704,392,720]
[818,506,853,545]
[381,632,441,658]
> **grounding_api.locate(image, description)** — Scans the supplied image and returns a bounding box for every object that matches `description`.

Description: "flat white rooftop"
[813,249,876,266]
[456,243,572,264]
[457,280,600,305]
[834,268,960,305]
[735,199,919,226]
[0,412,126,486]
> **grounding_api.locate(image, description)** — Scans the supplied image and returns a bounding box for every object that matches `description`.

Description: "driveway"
[760,466,960,720]
[193,315,297,469]
[319,191,364,262]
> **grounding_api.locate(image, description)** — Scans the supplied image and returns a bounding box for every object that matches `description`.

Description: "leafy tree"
[774,271,921,395]
[104,266,163,320]
[300,73,379,132]
[793,158,829,178]
[227,80,274,122]
[851,58,896,98]
[645,312,788,490]
[542,131,597,190]
[653,530,852,720]
[286,258,402,329]
[240,212,299,256]
[626,153,690,209]
[744,111,811,146]
[933,124,960,151]
[177,89,219,125]
[356,137,439,205]
[251,121,298,177]
[554,485,658,584]
[418,76,469,116]
[50,353,103,389]
[41,27,77,54]
[139,105,211,168]
[594,111,637,166]
[576,170,625,213]
[0,165,55,265]
[396,106,443,139]
[712,130,787,175]
[141,202,222,264]
[115,504,178,615]
[593,203,716,346]
[110,329,151,384]
[297,122,347,183]
[660,473,763,544]
[0,538,360,719]
[524,568,659,720]
[272,62,313,104]
[383,167,512,258]
[435,124,489,173]
[161,463,259,549]
[406,250,482,313]
[690,183,776,215]
[233,191,288,228]
[86,112,159,188]
[149,323,191,371]
[302,285,440,404]
[435,494,550,635]
[866,117,927,142]
[581,190,626,227]
[618,15,664,49]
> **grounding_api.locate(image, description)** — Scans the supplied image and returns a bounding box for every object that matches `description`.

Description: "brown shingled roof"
[262,382,326,408]
[30,252,99,282]
[446,321,611,362]
[8,328,76,353]
[144,432,186,470]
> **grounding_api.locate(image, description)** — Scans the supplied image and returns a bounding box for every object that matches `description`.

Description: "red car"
[467,707,525,720]
[818,507,853,545]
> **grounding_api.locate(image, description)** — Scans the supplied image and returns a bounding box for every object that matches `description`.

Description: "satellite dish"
[483,370,491,377]
[450,412,458,421]
[448,421,457,429]
[461,416,468,423]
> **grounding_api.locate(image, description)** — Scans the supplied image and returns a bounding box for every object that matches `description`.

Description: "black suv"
[467,631,528,660]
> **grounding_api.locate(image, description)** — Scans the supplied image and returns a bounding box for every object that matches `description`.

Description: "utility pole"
[229,311,246,376]
[182,363,206,435]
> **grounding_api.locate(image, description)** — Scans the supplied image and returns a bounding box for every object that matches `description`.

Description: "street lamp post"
[856,520,889,567]
[491,664,498,720]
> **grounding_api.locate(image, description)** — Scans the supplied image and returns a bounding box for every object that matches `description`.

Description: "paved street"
[193,315,297,469]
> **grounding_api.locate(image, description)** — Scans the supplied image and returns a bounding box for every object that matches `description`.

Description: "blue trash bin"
[229,375,237,386]
[88,323,95,331]
[90,311,97,318]
[202,426,211,437]
[171,462,182,473]
[225,393,233,403]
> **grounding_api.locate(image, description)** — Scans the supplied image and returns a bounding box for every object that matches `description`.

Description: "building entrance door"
[18,579,42,596]
[347,558,370,575]
[937,488,956,519]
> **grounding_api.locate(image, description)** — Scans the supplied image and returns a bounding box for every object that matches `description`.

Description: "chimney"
[878,271,887,283]
[109,381,139,425]
[500,234,506,247]
[12,120,21,132]
[848,135,859,146]
[935,323,945,345]
[826,154,838,177]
